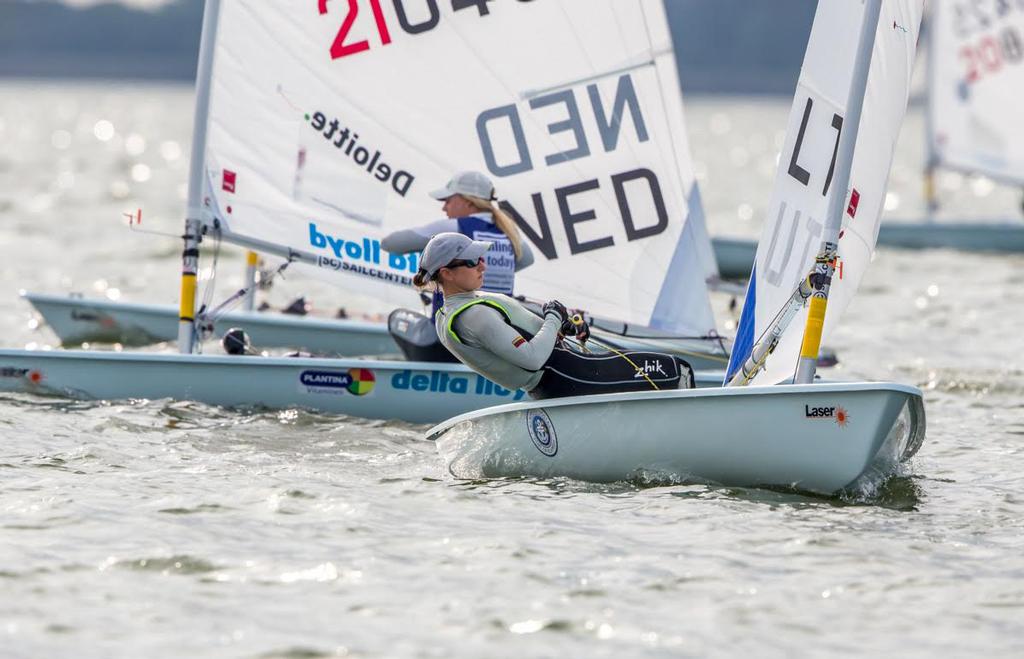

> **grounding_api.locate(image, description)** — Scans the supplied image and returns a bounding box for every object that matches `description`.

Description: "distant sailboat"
[878,2,1024,251]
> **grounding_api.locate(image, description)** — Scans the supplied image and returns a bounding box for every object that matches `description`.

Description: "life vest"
[443,297,515,345]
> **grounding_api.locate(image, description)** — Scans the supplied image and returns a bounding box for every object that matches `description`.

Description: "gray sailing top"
[435,291,561,392]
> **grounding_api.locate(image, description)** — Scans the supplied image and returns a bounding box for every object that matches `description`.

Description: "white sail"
[197,0,715,336]
[929,2,1024,185]
[726,0,923,385]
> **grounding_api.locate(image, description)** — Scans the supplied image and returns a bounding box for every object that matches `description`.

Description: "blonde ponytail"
[466,195,523,260]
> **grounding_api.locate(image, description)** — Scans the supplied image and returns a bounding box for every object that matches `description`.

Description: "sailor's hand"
[542,300,568,324]
[574,318,591,343]
[560,313,590,341]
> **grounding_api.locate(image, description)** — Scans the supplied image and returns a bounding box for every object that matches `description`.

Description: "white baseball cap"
[418,232,492,278]
[429,171,496,201]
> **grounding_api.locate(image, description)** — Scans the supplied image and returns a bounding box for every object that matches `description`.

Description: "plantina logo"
[299,368,375,396]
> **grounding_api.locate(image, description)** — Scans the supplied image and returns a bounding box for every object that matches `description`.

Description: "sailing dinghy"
[1,0,728,422]
[21,290,401,356]
[878,2,1024,251]
[23,235,750,347]
[654,3,1024,270]
[429,0,927,495]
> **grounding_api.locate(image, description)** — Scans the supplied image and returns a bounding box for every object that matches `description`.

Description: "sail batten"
[520,56,667,101]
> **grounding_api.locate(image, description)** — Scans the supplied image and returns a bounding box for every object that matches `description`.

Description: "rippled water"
[2,81,1023,658]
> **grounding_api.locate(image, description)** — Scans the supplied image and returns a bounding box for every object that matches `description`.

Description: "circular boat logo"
[347,368,376,396]
[526,409,557,457]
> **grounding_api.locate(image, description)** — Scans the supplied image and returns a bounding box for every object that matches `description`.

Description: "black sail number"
[787,97,844,198]
[393,0,441,34]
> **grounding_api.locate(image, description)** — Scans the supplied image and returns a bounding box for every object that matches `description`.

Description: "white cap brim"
[459,240,492,263]
[429,186,454,200]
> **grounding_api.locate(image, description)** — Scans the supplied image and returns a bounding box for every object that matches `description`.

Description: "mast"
[243,251,258,312]
[924,4,939,215]
[177,0,221,354]
[793,0,882,384]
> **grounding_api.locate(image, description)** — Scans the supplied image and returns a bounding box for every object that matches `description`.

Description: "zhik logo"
[634,360,667,378]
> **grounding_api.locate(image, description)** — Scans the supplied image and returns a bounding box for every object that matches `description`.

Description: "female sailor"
[382,170,533,360]
[382,170,534,317]
[415,232,693,400]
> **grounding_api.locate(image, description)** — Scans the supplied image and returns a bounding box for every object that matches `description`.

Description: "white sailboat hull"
[0,349,725,424]
[23,292,398,355]
[877,221,1024,253]
[22,292,732,370]
[427,382,925,495]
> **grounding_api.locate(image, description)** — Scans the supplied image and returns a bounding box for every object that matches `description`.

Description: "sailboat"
[686,3,1024,269]
[428,0,927,495]
[0,0,727,422]
[23,233,751,347]
[878,2,1024,251]
[20,0,745,352]
[20,288,401,356]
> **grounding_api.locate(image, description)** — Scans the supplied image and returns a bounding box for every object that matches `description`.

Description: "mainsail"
[194,0,715,336]
[929,2,1024,186]
[726,0,924,385]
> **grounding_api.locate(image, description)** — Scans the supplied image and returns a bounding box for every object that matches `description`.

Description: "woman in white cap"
[382,170,534,319]
[414,232,693,399]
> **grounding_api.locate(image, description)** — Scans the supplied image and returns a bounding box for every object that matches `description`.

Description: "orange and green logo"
[300,368,375,396]
[346,368,376,396]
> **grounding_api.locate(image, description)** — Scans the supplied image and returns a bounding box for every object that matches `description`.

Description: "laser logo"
[804,404,850,427]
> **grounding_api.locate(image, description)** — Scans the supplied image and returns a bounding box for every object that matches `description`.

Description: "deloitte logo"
[299,368,375,396]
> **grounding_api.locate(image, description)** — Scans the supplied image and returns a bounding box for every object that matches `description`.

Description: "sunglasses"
[444,257,482,270]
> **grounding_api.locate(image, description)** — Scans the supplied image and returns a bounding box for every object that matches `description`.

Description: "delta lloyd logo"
[804,404,850,428]
[308,222,419,274]
[634,360,667,379]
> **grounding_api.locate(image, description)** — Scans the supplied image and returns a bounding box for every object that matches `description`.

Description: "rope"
[563,316,660,391]
[193,237,295,342]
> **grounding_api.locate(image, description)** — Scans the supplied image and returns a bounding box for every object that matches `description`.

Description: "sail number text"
[953,0,1024,39]
[317,0,536,60]
[959,25,1024,83]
